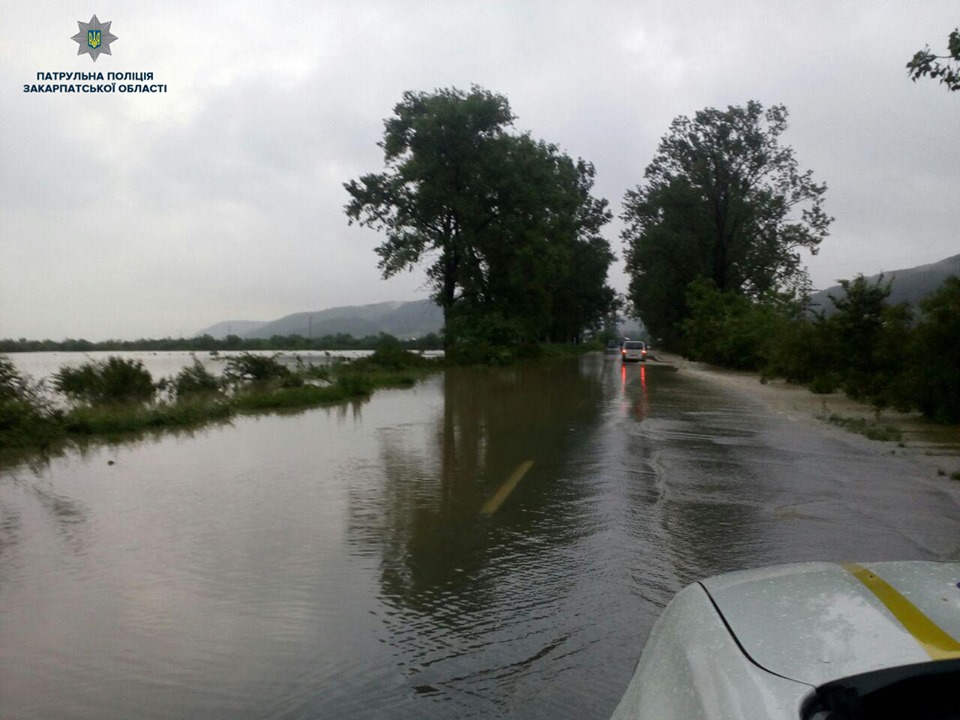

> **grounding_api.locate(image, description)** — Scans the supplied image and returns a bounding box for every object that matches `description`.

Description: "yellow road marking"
[480,461,534,515]
[843,562,960,660]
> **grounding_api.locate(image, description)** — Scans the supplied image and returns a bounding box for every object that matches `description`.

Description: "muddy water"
[1,355,957,719]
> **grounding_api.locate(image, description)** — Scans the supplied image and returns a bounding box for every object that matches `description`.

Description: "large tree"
[345,86,614,347]
[621,101,831,344]
[345,86,515,316]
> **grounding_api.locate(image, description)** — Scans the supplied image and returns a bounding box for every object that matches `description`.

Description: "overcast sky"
[2,1,957,340]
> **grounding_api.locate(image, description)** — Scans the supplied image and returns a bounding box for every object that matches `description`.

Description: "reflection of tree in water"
[0,467,89,570]
[347,358,608,617]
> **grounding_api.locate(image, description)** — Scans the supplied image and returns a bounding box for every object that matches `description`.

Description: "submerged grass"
[1,351,441,450]
[232,382,363,411]
[0,399,65,449]
[63,400,234,435]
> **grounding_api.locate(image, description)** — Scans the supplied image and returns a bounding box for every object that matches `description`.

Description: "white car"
[610,561,960,720]
[621,341,648,362]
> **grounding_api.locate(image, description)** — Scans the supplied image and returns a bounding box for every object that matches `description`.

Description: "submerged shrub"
[363,337,432,370]
[0,398,63,448]
[53,357,155,405]
[224,353,291,382]
[334,373,374,397]
[171,358,221,399]
[0,354,63,448]
[0,355,22,402]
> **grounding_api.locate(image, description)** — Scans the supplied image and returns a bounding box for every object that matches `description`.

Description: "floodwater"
[1,354,958,719]
[6,349,392,383]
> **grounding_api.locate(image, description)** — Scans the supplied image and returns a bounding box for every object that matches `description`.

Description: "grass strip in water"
[232,383,361,411]
[64,400,233,435]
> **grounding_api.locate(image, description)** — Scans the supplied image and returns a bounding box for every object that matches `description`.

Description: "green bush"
[0,354,63,448]
[766,318,828,384]
[0,398,63,448]
[170,358,221,399]
[0,355,22,402]
[446,342,516,366]
[334,373,375,397]
[823,275,911,409]
[224,353,292,382]
[681,279,790,371]
[808,374,839,394]
[52,356,155,405]
[907,276,960,422]
[0,354,50,407]
[444,309,528,365]
[358,337,434,371]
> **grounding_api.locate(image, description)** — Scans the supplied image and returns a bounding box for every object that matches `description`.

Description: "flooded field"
[1,354,958,719]
[6,349,388,383]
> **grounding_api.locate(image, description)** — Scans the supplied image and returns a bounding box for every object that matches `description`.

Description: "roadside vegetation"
[0,341,440,450]
[824,414,902,443]
[674,274,960,425]
[617,95,959,429]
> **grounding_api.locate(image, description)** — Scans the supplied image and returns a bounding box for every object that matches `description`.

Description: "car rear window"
[624,342,645,349]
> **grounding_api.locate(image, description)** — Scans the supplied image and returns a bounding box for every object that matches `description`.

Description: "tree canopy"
[344,86,615,350]
[907,27,960,92]
[621,101,831,344]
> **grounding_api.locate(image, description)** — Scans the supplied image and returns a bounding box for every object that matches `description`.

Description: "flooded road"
[1,354,958,719]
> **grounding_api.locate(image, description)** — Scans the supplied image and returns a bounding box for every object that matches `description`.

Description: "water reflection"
[620,363,649,421]
[351,360,608,600]
[0,471,88,558]
[346,358,618,714]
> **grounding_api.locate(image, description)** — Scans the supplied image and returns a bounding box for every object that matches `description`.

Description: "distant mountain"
[196,300,443,340]
[809,253,960,315]
[198,320,267,338]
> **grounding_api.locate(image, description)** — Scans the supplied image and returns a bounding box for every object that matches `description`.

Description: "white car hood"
[700,561,960,686]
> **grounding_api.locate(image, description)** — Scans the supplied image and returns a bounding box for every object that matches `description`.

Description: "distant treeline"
[0,332,444,354]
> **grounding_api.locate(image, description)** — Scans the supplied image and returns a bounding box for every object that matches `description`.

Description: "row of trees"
[345,89,839,358]
[679,275,960,423]
[345,86,616,358]
[611,26,958,422]
[344,39,956,391]
[342,89,836,358]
